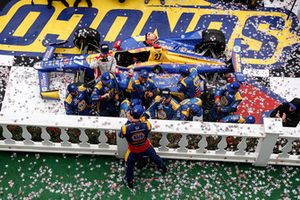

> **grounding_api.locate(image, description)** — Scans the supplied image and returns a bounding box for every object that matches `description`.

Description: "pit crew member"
[64,83,91,115]
[209,81,242,121]
[177,98,203,121]
[148,88,179,120]
[119,98,142,118]
[127,70,159,107]
[220,115,256,124]
[177,66,205,100]
[90,44,117,83]
[119,105,167,189]
[90,72,120,116]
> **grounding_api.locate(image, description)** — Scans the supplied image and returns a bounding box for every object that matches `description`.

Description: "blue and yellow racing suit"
[127,77,159,104]
[149,96,179,120]
[177,68,205,99]
[210,84,243,121]
[119,120,166,183]
[64,85,90,115]
[220,114,247,123]
[177,98,203,121]
[119,99,130,118]
[214,83,242,114]
[91,73,119,116]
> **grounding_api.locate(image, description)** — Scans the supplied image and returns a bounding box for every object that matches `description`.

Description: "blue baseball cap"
[190,104,201,114]
[245,115,256,124]
[139,70,149,78]
[130,99,142,108]
[101,72,112,85]
[130,105,145,119]
[227,81,240,93]
[101,44,109,54]
[67,83,78,93]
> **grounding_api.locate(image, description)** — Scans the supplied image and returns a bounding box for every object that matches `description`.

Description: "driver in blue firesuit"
[209,81,242,122]
[220,114,256,124]
[119,105,167,189]
[148,88,180,120]
[64,83,91,115]
[177,66,205,100]
[177,98,203,121]
[90,72,120,116]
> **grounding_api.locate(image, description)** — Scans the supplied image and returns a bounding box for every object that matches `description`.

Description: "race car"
[33,27,287,122]
[113,29,226,60]
[34,28,245,99]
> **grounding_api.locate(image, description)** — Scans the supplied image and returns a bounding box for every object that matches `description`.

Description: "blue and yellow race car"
[34,28,245,99]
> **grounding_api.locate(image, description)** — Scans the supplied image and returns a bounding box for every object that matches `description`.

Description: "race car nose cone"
[33,61,42,70]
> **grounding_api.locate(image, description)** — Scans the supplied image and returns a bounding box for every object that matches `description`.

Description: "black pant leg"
[74,0,81,7]
[61,0,69,7]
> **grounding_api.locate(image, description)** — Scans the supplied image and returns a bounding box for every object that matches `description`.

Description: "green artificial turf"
[0,151,299,199]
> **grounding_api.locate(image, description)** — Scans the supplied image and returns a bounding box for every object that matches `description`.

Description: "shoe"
[74,0,80,7]
[47,4,53,9]
[123,177,134,189]
[144,0,150,4]
[61,0,69,7]
[162,167,167,174]
[87,0,92,7]
[127,181,133,189]
[160,0,165,5]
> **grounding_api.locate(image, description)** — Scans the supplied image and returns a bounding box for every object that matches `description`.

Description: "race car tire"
[194,29,226,58]
[73,28,100,53]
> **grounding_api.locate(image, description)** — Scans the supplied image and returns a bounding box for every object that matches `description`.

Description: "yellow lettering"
[0,0,299,68]
[14,12,40,37]
[207,22,223,30]
[104,17,128,42]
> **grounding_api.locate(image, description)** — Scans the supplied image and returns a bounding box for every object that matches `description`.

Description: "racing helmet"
[139,70,149,79]
[130,105,145,119]
[101,72,112,86]
[130,99,142,108]
[145,32,158,46]
[179,66,190,76]
[245,115,256,124]
[67,83,78,94]
[227,81,240,93]
[190,104,201,115]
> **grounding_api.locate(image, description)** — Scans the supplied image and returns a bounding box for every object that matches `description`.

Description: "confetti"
[0,1,299,199]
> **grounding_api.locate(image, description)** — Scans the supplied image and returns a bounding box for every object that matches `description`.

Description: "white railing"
[0,113,299,166]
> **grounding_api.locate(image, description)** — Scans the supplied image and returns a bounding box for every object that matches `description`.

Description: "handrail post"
[116,132,128,159]
[254,118,282,166]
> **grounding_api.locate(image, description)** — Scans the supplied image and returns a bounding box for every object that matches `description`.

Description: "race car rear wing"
[38,41,68,100]
[232,38,246,83]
